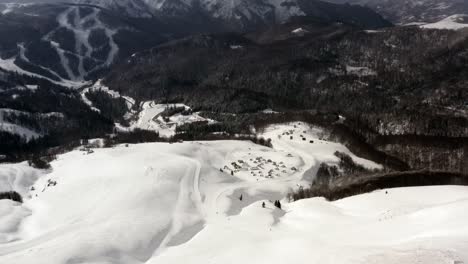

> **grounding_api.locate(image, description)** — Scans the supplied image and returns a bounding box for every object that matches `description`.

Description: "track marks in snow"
[153,156,204,256]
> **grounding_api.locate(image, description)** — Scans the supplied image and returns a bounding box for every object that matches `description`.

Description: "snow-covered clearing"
[0,122,466,263]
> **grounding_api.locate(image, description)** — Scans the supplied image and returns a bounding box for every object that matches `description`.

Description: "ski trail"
[41,6,120,80]
[143,153,203,257]
[17,43,65,81]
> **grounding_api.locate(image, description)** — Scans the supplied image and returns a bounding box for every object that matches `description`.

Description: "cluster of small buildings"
[223,153,298,179]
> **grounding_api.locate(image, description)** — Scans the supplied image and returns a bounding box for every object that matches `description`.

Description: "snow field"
[0,122,466,263]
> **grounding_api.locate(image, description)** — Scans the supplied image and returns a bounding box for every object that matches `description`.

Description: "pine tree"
[239,194,243,201]
[274,200,282,209]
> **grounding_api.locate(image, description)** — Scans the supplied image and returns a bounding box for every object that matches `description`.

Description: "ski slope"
[0,122,467,264]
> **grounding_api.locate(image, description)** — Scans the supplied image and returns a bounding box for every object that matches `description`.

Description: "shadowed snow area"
[0,122,467,263]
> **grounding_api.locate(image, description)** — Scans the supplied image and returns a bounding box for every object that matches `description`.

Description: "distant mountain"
[0,0,390,83]
[0,0,391,151]
[1,0,393,29]
[323,0,468,24]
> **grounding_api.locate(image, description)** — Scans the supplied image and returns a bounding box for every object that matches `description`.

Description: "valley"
[0,0,467,263]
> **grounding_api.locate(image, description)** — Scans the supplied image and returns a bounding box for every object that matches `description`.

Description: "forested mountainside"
[0,69,113,156]
[104,23,468,173]
[0,0,393,156]
[0,0,390,83]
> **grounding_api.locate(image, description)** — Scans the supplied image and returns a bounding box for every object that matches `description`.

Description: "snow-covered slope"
[153,186,468,264]
[0,122,467,263]
[421,14,468,30]
[0,109,55,141]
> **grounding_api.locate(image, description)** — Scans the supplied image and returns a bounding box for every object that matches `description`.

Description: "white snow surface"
[0,122,466,263]
[421,14,468,30]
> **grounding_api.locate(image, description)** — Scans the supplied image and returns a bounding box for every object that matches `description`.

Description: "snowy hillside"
[0,108,64,141]
[421,14,468,30]
[0,122,467,263]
